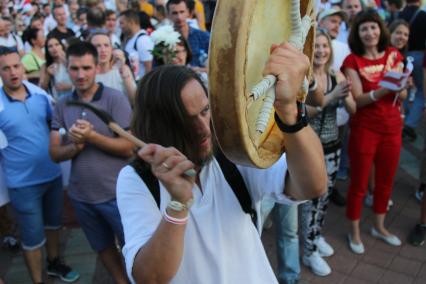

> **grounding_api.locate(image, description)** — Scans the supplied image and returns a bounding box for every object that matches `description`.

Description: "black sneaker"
[403,126,417,141]
[407,224,426,246]
[2,235,19,251]
[330,188,346,206]
[47,257,80,283]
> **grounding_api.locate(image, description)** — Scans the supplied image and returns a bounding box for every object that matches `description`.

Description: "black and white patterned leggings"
[300,141,341,256]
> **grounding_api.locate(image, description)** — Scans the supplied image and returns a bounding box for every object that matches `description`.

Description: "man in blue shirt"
[167,0,210,68]
[0,46,79,284]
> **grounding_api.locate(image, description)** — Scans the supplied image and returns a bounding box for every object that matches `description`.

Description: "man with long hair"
[117,43,327,283]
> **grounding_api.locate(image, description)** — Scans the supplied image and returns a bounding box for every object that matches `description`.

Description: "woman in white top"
[89,32,137,103]
[39,36,73,99]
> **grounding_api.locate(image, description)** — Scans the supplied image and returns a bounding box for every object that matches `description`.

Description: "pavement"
[1,128,426,283]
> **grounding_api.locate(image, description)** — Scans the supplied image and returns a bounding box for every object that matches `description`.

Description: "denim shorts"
[8,176,63,251]
[70,198,124,252]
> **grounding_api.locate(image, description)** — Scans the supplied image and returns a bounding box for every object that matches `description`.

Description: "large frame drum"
[209,0,315,168]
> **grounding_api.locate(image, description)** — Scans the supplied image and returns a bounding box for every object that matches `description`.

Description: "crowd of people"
[0,0,425,284]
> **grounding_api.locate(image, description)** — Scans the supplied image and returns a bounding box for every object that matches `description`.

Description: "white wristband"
[369,90,377,101]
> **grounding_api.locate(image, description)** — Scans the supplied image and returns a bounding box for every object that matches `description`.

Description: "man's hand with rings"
[138,144,195,203]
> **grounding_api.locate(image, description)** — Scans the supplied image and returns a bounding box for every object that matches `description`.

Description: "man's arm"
[137,36,154,75]
[143,60,153,74]
[123,145,195,284]
[263,43,327,200]
[49,130,84,162]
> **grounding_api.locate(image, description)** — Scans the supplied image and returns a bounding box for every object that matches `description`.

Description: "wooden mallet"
[66,100,197,177]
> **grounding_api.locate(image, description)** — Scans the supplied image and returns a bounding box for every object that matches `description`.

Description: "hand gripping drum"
[209,0,316,168]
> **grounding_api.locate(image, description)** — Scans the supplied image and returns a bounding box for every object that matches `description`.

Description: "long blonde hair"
[314,28,334,74]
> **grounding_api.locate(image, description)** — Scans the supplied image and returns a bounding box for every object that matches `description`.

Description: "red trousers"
[346,126,401,220]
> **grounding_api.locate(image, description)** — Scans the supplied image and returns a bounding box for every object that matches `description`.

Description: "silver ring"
[162,162,171,170]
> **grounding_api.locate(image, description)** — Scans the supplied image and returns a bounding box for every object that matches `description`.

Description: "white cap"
[317,8,346,22]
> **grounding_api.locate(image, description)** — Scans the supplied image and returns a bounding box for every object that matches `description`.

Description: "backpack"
[129,150,258,227]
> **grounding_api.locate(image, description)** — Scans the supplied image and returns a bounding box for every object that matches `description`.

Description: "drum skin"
[209,0,315,168]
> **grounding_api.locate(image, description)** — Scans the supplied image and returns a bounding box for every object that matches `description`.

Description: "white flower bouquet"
[150,25,182,64]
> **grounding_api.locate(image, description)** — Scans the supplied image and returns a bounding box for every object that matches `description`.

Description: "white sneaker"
[315,236,334,257]
[364,193,373,207]
[302,251,331,276]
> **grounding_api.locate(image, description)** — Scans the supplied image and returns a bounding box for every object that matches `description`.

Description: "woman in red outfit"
[341,10,408,254]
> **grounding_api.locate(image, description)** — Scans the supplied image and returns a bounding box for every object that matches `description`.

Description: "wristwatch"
[274,101,308,133]
[168,199,194,212]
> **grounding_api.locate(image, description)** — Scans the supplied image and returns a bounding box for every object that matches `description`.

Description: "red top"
[341,47,404,134]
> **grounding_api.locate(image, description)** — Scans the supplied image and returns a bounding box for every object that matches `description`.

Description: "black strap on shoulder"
[330,73,337,90]
[129,151,257,227]
[133,31,147,51]
[215,150,257,227]
[130,158,161,208]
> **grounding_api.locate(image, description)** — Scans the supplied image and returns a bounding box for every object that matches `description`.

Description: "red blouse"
[341,47,404,134]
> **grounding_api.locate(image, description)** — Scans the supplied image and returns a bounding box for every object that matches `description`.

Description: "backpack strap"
[129,151,258,227]
[130,158,161,208]
[133,30,147,51]
[215,150,257,227]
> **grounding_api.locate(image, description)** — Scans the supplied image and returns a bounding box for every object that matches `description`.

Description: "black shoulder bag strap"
[129,151,258,227]
[214,150,257,227]
[130,158,161,208]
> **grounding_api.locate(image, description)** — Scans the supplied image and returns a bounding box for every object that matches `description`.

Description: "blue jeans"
[8,176,63,250]
[404,51,424,129]
[70,198,124,252]
[273,203,300,284]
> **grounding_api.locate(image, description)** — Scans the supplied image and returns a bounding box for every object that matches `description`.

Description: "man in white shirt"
[42,4,57,34]
[119,9,154,79]
[117,44,327,283]
[318,8,351,71]
[0,18,24,56]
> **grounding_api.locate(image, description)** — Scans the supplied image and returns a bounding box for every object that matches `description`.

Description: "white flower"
[151,25,181,48]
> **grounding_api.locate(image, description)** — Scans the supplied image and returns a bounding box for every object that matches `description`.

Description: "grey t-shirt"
[52,83,132,204]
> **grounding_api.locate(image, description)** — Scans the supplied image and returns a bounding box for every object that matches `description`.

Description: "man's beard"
[196,150,214,167]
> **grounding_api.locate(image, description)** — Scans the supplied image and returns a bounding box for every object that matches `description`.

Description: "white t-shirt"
[332,39,351,72]
[337,22,350,44]
[44,14,57,34]
[0,34,24,52]
[96,68,127,98]
[117,155,300,284]
[124,30,154,79]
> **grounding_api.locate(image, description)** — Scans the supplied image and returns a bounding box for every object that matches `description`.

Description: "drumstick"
[66,101,197,177]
